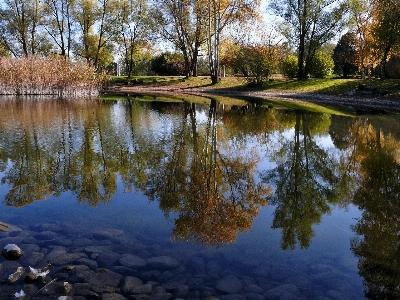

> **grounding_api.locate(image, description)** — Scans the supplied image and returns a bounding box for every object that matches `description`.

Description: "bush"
[230,44,282,86]
[309,50,334,78]
[281,55,298,78]
[151,53,186,76]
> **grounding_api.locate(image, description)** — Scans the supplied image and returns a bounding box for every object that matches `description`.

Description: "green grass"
[262,77,400,95]
[108,75,400,96]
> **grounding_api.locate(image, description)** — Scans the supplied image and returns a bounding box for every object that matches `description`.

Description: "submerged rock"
[216,274,243,294]
[7,266,25,284]
[2,244,24,261]
[119,254,146,269]
[146,256,179,270]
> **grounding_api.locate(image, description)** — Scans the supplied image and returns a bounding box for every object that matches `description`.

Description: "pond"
[0,96,399,299]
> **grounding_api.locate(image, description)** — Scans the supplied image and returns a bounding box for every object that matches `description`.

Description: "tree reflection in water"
[348,120,400,299]
[144,99,272,246]
[262,110,352,250]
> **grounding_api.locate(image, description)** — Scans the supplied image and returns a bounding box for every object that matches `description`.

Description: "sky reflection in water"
[0,97,400,299]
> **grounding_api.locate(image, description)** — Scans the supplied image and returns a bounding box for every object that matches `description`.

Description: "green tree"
[0,0,52,56]
[281,54,298,78]
[43,0,75,57]
[151,52,186,75]
[152,0,206,77]
[332,32,359,77]
[73,0,116,69]
[117,0,153,77]
[269,0,348,79]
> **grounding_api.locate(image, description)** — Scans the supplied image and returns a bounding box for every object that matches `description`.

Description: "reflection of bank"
[350,125,400,299]
[262,110,347,250]
[145,99,272,246]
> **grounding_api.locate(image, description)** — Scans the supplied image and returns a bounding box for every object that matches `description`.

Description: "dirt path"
[103,83,400,113]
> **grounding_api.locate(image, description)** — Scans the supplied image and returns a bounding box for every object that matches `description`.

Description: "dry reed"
[0,56,106,97]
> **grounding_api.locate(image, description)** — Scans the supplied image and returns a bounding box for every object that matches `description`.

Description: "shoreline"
[103,83,400,114]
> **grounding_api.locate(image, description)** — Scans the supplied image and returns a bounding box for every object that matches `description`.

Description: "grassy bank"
[108,75,400,97]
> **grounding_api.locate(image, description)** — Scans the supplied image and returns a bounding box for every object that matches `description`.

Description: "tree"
[281,54,298,78]
[332,32,359,77]
[371,0,400,78]
[269,0,348,79]
[0,0,51,56]
[117,0,153,77]
[152,0,206,77]
[72,0,116,69]
[43,0,75,57]
[206,0,260,83]
[348,0,374,78]
[151,52,186,75]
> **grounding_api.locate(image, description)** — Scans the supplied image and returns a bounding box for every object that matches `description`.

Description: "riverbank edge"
[102,83,400,114]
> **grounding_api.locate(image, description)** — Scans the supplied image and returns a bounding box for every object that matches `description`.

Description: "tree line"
[0,0,399,82]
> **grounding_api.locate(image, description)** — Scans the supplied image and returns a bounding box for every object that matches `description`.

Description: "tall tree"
[0,0,51,56]
[73,0,117,68]
[117,0,153,77]
[206,0,260,83]
[348,0,374,78]
[269,0,348,79]
[152,0,206,77]
[371,0,400,78]
[43,0,75,57]
[332,32,359,77]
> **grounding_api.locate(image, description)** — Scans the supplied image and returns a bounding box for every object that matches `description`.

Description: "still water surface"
[0,97,399,299]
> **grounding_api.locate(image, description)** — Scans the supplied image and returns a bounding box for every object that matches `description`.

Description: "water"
[0,96,399,299]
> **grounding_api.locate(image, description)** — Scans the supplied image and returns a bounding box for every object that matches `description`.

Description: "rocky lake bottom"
[0,221,364,300]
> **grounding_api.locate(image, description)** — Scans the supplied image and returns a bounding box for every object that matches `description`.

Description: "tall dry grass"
[0,56,106,97]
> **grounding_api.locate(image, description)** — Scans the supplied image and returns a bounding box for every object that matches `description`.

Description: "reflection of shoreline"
[103,84,400,113]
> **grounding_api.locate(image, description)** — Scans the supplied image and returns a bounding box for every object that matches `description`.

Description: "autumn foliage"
[224,44,282,86]
[0,56,106,97]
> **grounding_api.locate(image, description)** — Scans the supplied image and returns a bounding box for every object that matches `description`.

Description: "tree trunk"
[380,45,391,79]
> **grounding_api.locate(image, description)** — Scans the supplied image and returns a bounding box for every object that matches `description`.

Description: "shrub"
[309,50,334,78]
[231,44,282,86]
[281,55,298,78]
